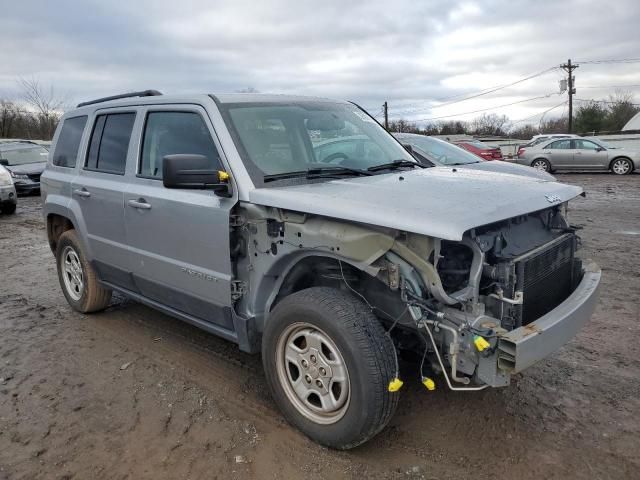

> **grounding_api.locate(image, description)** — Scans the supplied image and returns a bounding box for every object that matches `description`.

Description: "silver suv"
[42,91,601,449]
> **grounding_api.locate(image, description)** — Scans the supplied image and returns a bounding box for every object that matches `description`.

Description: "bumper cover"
[497,260,601,374]
[0,185,17,203]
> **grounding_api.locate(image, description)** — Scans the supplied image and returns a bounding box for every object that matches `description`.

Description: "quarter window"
[139,111,222,179]
[52,116,87,167]
[85,113,135,174]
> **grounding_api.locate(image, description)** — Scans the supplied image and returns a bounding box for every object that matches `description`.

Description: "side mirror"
[0,159,8,166]
[162,154,232,197]
[403,144,413,154]
[596,147,605,152]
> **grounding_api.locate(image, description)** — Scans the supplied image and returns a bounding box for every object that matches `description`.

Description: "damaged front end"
[234,200,600,390]
[381,203,601,389]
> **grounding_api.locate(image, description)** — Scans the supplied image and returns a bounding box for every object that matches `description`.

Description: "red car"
[454,140,503,161]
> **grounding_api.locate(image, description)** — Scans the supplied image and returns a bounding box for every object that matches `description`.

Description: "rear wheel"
[611,158,633,175]
[262,287,399,449]
[531,158,551,172]
[56,230,112,313]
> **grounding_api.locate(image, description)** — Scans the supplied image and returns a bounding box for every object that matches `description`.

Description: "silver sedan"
[515,137,638,175]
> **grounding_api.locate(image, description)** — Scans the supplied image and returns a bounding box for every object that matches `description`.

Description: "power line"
[575,57,640,65]
[390,66,560,116]
[394,93,561,122]
[510,100,568,126]
[579,84,640,89]
[574,98,640,106]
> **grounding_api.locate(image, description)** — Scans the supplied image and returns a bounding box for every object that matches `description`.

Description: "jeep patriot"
[41,90,601,449]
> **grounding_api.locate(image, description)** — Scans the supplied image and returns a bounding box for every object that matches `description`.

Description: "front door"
[71,109,138,291]
[572,139,609,170]
[124,106,236,330]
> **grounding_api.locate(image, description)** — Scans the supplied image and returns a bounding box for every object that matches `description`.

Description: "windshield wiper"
[367,159,424,172]
[264,166,373,183]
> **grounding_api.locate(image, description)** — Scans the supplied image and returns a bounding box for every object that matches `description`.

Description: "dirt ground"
[0,173,639,480]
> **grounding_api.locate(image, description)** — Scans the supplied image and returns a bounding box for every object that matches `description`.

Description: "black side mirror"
[162,154,232,197]
[0,159,8,166]
[596,147,605,152]
[403,144,413,154]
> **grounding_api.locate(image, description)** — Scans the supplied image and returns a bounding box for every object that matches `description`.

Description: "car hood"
[249,167,582,241]
[5,162,46,175]
[456,161,555,181]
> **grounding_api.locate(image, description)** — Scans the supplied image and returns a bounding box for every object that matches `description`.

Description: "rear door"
[572,139,608,169]
[71,109,138,291]
[123,105,236,330]
[543,139,573,168]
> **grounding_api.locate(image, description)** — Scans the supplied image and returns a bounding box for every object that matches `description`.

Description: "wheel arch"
[609,156,635,172]
[252,251,379,329]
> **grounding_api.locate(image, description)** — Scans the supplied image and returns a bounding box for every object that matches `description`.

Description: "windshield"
[397,135,480,165]
[219,101,416,186]
[0,145,49,165]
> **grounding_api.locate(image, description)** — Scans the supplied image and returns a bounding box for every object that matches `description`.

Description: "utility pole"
[561,59,578,133]
[383,101,388,130]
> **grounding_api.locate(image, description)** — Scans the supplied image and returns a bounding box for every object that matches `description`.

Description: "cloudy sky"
[2,0,640,126]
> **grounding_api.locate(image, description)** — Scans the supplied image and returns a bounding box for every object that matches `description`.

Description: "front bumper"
[13,180,40,194]
[496,260,601,374]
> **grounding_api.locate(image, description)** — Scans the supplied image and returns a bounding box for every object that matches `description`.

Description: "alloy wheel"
[276,322,350,425]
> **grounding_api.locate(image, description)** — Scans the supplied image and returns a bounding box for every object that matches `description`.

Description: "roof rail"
[76,90,163,108]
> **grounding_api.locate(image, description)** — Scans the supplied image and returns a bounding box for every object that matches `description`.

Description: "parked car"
[0,142,49,194]
[453,139,503,160]
[515,137,637,174]
[42,91,600,449]
[516,134,579,158]
[0,164,17,214]
[394,133,555,181]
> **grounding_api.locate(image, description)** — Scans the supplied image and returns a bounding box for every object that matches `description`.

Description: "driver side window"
[574,140,600,150]
[139,111,222,179]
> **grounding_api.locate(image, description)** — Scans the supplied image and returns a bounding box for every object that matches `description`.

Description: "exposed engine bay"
[233,201,591,390]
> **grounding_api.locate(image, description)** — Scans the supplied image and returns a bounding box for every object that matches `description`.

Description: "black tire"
[610,157,633,175]
[1,203,16,215]
[531,158,551,172]
[56,229,112,313]
[262,287,399,449]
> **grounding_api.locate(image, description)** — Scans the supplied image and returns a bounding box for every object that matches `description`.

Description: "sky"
[2,0,640,128]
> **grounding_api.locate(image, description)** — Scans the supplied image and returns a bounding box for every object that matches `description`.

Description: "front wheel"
[531,158,551,172]
[262,287,399,449]
[611,158,633,175]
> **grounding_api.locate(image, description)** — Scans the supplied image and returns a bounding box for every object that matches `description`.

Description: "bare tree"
[469,113,510,136]
[17,77,66,139]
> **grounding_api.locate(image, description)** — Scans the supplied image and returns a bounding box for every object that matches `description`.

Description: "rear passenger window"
[85,113,135,174]
[53,116,87,167]
[140,111,222,179]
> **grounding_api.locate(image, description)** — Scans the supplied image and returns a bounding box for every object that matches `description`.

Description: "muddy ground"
[0,173,639,480]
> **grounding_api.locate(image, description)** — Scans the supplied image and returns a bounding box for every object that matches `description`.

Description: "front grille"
[27,173,41,182]
[516,234,577,325]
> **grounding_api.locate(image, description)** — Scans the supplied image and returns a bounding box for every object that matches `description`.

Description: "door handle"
[128,199,152,210]
[73,188,91,198]
[575,151,582,155]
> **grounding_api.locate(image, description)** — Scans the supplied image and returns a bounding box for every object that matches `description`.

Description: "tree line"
[0,78,65,140]
[386,90,639,139]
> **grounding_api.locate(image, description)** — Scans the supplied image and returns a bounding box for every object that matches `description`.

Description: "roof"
[69,92,346,114]
[212,93,345,105]
[622,112,640,131]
